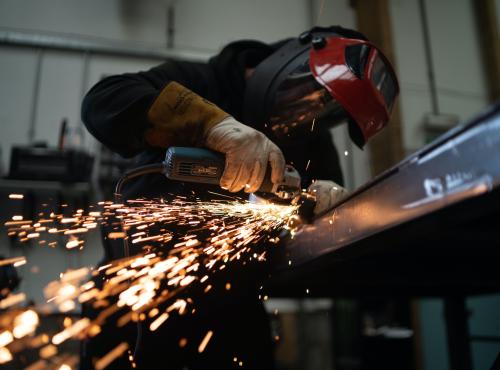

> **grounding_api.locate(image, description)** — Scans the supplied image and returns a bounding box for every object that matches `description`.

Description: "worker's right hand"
[205,117,286,193]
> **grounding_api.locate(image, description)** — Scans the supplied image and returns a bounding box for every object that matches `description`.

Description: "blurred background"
[0,0,499,369]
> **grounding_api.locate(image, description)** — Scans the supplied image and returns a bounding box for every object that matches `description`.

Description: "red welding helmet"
[242,27,399,148]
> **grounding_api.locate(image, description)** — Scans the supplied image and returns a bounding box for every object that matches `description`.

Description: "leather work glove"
[307,180,348,215]
[205,117,286,193]
[146,82,230,148]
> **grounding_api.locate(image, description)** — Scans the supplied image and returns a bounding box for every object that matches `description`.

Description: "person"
[80,26,399,369]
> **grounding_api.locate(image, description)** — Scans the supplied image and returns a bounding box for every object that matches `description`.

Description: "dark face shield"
[370,54,398,113]
[267,61,348,141]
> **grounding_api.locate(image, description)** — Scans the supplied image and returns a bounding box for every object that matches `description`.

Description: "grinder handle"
[164,146,275,193]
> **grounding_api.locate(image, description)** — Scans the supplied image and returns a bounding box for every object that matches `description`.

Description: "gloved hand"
[205,117,286,193]
[308,180,348,215]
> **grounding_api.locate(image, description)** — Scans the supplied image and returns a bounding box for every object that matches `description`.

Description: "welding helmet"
[242,27,399,148]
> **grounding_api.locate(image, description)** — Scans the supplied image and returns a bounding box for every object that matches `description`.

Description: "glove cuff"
[145,81,230,148]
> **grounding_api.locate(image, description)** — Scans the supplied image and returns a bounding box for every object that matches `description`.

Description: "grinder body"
[164,147,302,201]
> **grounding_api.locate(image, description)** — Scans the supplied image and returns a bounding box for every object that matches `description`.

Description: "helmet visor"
[267,60,348,140]
[370,52,398,113]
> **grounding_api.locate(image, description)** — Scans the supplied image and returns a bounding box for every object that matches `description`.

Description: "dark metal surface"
[270,103,500,296]
[444,297,473,370]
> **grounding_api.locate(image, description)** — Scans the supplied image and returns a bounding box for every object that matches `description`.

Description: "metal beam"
[352,0,405,176]
[273,103,500,275]
[473,0,500,102]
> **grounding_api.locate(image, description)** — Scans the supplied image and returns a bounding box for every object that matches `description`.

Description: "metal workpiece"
[271,103,500,296]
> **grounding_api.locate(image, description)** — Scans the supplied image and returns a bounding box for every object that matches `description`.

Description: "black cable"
[114,163,166,201]
[113,162,166,364]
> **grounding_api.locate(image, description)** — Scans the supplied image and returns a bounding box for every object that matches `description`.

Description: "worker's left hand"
[307,180,348,215]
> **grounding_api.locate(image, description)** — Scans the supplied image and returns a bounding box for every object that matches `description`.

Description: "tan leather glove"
[205,117,286,193]
[308,180,348,215]
[146,81,229,148]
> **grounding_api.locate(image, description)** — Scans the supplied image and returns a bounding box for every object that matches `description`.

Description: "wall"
[468,295,500,369]
[173,0,310,50]
[498,0,500,26]
[0,0,168,45]
[390,0,489,153]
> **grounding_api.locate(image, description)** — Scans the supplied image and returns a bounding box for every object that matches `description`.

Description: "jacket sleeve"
[81,62,228,158]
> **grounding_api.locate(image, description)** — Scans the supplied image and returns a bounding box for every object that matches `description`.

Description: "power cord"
[113,163,166,363]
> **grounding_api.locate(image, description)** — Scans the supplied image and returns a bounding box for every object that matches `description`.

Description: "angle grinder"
[115,147,316,220]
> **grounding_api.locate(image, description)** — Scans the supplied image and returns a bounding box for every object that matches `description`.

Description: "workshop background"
[0,0,499,369]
